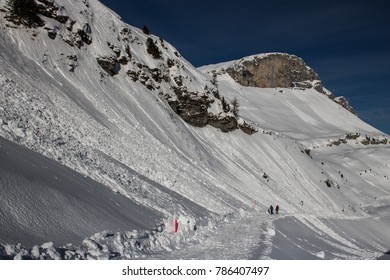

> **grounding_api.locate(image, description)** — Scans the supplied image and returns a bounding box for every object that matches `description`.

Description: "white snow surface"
[0,0,389,259]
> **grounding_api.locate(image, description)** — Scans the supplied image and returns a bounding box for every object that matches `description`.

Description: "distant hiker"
[275,205,279,214]
[269,205,274,215]
[300,200,304,206]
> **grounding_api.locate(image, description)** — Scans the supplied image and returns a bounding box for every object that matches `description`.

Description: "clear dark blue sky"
[100,0,390,134]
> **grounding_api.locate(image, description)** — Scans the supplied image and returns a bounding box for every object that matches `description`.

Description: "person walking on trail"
[269,205,274,215]
[275,205,279,214]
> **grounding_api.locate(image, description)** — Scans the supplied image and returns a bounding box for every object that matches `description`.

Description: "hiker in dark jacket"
[269,205,274,215]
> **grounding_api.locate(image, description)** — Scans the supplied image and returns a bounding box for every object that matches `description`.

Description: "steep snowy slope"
[0,0,389,258]
[0,136,161,247]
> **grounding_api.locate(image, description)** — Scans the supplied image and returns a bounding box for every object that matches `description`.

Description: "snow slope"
[0,0,389,259]
[0,136,161,247]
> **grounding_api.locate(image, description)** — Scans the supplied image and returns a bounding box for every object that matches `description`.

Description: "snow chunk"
[316,251,325,259]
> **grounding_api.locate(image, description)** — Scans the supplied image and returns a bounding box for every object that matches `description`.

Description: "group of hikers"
[268,204,279,215]
[267,201,303,215]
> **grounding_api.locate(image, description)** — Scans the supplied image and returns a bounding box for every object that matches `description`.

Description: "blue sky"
[100,0,390,134]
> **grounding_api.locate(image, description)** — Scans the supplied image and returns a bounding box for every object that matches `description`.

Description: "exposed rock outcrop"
[207,115,238,132]
[238,121,257,135]
[63,21,92,48]
[226,53,323,92]
[168,87,210,127]
[334,96,356,115]
[167,87,252,133]
[4,0,93,48]
[96,56,120,76]
[4,0,45,28]
[146,38,162,59]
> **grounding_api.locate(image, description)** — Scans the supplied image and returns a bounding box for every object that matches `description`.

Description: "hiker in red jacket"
[275,205,279,214]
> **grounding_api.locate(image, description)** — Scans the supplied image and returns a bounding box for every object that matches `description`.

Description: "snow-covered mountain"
[0,0,389,259]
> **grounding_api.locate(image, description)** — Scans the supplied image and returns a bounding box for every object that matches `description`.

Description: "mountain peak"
[224,52,324,93]
[200,52,360,114]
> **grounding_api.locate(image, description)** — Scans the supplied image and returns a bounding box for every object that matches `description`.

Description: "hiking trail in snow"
[147,211,278,260]
[145,209,390,260]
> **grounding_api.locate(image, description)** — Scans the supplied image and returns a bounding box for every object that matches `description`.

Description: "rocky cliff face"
[333,96,356,115]
[226,53,324,92]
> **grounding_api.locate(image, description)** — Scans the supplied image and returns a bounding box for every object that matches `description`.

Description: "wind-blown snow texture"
[0,0,389,259]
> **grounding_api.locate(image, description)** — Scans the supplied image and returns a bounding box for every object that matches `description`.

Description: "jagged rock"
[5,0,70,27]
[120,27,131,37]
[146,38,162,59]
[164,83,258,134]
[124,44,131,58]
[47,29,57,40]
[139,73,155,90]
[79,23,92,45]
[118,56,129,65]
[5,0,45,28]
[313,80,324,93]
[173,76,183,87]
[327,138,347,147]
[334,96,356,114]
[207,115,238,132]
[96,56,120,76]
[127,70,140,82]
[168,87,210,127]
[150,68,169,83]
[66,55,78,72]
[107,43,121,57]
[226,53,323,92]
[36,0,69,23]
[361,136,388,145]
[66,19,75,31]
[62,21,92,48]
[167,58,175,68]
[325,179,334,188]
[142,25,151,35]
[239,122,257,135]
[346,133,361,140]
[167,87,249,133]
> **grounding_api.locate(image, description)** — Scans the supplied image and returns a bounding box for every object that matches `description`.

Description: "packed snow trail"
[148,211,279,260]
[145,210,390,260]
